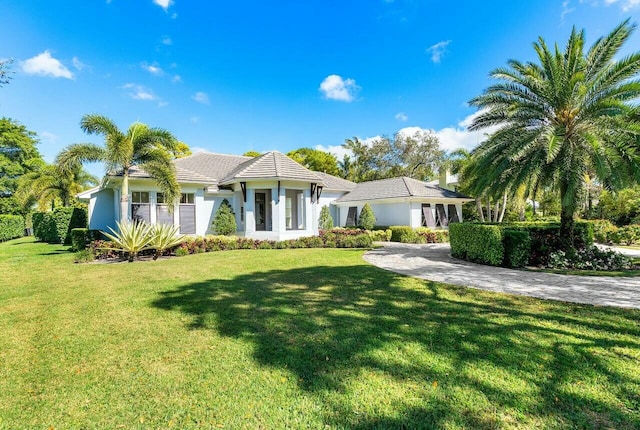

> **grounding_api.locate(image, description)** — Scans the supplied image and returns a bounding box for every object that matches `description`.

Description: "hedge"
[451,221,596,268]
[32,207,88,244]
[0,214,24,242]
[449,223,504,266]
[71,228,89,251]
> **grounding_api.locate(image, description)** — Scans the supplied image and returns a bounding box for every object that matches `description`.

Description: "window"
[156,192,174,225]
[179,193,196,234]
[131,191,150,223]
[180,193,195,204]
[285,190,304,230]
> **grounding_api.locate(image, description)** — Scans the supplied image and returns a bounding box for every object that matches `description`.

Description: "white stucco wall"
[88,188,116,232]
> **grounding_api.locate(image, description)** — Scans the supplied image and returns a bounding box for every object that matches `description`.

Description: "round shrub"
[212,199,237,235]
[318,205,334,231]
[358,203,376,230]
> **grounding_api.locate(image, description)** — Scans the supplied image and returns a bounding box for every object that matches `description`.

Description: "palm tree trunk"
[120,170,129,223]
[486,196,491,222]
[475,198,485,222]
[498,192,508,223]
[493,199,500,222]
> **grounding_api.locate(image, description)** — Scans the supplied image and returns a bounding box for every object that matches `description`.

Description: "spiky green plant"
[318,205,334,231]
[102,220,153,262]
[148,223,185,260]
[467,20,640,248]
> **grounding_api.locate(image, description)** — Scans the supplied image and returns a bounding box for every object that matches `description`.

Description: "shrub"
[449,223,504,266]
[32,207,88,244]
[318,205,334,231]
[590,219,618,244]
[258,241,274,249]
[415,227,449,244]
[212,199,237,235]
[70,228,89,251]
[148,224,186,259]
[175,246,189,257]
[614,224,640,245]
[358,204,376,230]
[368,229,392,242]
[102,221,154,262]
[389,226,417,243]
[0,214,24,241]
[88,240,120,260]
[502,229,531,268]
[74,249,95,263]
[548,246,633,271]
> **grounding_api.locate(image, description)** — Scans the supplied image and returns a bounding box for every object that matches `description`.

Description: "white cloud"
[141,62,163,76]
[395,112,408,122]
[426,40,451,64]
[153,0,173,11]
[603,0,640,11]
[172,74,182,83]
[190,116,199,123]
[39,131,58,143]
[192,91,209,104]
[122,83,157,100]
[71,57,89,71]
[319,74,360,102]
[161,36,172,45]
[21,51,74,79]
[432,110,500,152]
[561,0,575,20]
[158,101,169,107]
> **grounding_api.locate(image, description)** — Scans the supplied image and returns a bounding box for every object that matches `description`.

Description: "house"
[78,151,473,239]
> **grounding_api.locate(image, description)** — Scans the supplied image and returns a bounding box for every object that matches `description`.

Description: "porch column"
[245,188,256,234]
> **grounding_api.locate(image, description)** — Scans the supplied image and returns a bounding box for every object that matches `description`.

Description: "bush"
[102,220,154,262]
[212,199,237,235]
[590,219,618,244]
[548,246,633,271]
[613,224,640,245]
[358,204,376,230]
[502,229,531,268]
[32,207,88,244]
[318,205,334,231]
[388,226,448,244]
[449,223,504,266]
[74,249,95,263]
[389,226,417,243]
[70,228,89,251]
[368,229,392,242]
[0,214,24,241]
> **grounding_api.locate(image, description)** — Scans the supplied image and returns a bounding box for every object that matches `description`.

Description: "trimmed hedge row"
[33,207,88,244]
[450,221,595,268]
[385,226,449,244]
[0,214,24,242]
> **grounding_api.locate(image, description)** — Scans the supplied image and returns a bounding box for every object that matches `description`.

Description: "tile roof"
[219,151,323,184]
[174,152,250,182]
[334,176,472,203]
[314,172,356,191]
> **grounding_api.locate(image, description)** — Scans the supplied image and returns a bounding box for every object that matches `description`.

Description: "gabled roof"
[335,176,472,203]
[219,151,323,184]
[314,172,356,192]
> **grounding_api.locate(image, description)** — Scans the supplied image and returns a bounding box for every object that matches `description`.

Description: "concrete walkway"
[364,242,640,309]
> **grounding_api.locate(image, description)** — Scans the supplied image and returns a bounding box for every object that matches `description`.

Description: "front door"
[255,192,266,231]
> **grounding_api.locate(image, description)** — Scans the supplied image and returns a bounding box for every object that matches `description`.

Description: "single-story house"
[78,151,473,240]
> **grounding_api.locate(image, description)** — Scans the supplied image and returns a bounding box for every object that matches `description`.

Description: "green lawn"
[1,237,639,429]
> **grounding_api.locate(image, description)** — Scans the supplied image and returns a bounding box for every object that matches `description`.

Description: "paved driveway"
[364,242,640,309]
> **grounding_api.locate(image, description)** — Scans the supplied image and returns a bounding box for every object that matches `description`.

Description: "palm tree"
[16,163,98,211]
[467,20,640,247]
[57,114,180,222]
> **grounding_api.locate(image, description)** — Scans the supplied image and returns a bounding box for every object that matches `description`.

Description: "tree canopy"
[286,148,340,176]
[341,130,443,182]
[466,19,640,246]
[0,118,44,215]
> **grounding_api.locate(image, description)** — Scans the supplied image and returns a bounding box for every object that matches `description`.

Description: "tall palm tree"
[467,19,640,246]
[16,163,98,210]
[57,114,180,222]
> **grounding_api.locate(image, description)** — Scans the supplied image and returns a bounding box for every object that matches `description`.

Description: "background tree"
[287,147,340,175]
[243,150,261,157]
[173,141,192,158]
[56,114,180,223]
[0,118,44,215]
[318,205,334,230]
[0,58,13,87]
[15,163,98,211]
[212,199,237,235]
[467,20,640,246]
[342,131,443,182]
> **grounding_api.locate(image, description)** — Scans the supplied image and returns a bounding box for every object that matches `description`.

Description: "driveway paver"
[364,242,640,309]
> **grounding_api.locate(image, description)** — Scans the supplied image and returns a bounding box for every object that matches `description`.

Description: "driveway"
[364,242,640,309]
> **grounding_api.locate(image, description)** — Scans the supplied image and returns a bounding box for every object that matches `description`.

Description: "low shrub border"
[0,215,24,242]
[33,207,88,244]
[386,226,449,244]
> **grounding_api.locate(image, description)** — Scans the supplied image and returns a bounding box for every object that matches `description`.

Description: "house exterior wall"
[88,188,116,232]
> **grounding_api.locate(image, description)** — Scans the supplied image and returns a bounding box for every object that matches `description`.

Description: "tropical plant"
[147,223,185,260]
[15,163,97,211]
[211,199,237,235]
[318,205,334,231]
[56,114,180,223]
[102,220,154,262]
[467,20,640,248]
[358,203,376,230]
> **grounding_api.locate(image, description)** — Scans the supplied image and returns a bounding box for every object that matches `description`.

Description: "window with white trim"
[131,191,150,223]
[179,193,196,234]
[156,192,174,225]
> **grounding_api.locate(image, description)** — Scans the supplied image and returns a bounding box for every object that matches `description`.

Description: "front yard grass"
[1,237,639,429]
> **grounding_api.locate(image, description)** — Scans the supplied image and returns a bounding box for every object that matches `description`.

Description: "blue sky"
[2,0,640,176]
